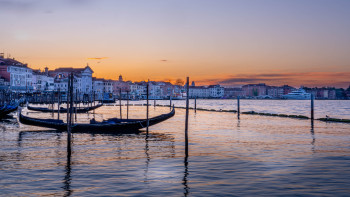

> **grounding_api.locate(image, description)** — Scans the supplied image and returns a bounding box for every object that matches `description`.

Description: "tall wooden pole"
[146,82,149,135]
[311,94,314,121]
[170,96,172,111]
[93,90,95,107]
[58,88,60,121]
[194,96,197,113]
[154,98,156,108]
[237,96,240,119]
[127,91,129,119]
[119,89,122,119]
[66,75,70,130]
[51,91,54,117]
[69,74,74,125]
[185,77,189,156]
[67,74,73,152]
[92,91,95,119]
[75,89,77,122]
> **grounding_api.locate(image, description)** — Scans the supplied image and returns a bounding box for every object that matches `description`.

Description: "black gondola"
[19,107,175,133]
[0,104,18,119]
[27,103,103,113]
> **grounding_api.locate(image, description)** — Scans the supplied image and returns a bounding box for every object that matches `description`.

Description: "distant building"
[223,88,243,98]
[48,65,93,94]
[32,69,55,92]
[208,85,224,98]
[267,86,284,98]
[103,79,114,93]
[0,55,33,92]
[92,77,104,100]
[113,75,131,97]
[281,85,295,95]
[189,84,224,98]
[242,83,268,97]
[130,82,147,99]
[189,86,209,98]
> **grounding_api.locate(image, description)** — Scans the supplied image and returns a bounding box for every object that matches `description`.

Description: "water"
[1,101,350,196]
[130,99,350,119]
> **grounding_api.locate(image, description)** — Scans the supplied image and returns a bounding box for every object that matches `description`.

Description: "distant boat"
[282,89,311,100]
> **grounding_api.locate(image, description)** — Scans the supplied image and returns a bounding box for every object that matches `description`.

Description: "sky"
[1,0,350,88]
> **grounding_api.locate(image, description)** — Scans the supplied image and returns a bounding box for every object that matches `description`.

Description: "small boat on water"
[27,103,103,113]
[19,107,175,133]
[282,88,311,100]
[0,104,19,119]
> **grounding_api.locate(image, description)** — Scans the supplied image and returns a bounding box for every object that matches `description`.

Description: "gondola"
[27,103,103,113]
[19,107,175,133]
[0,104,18,119]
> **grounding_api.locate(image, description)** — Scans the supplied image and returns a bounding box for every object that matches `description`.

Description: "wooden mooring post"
[127,91,129,120]
[67,73,74,151]
[146,82,149,135]
[119,88,122,119]
[237,96,240,119]
[51,92,54,117]
[170,96,172,111]
[66,75,71,130]
[57,88,60,121]
[311,94,314,122]
[185,77,189,156]
[194,96,197,113]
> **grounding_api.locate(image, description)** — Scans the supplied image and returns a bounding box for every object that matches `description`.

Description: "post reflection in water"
[144,134,150,184]
[62,134,72,197]
[310,121,315,153]
[182,122,189,196]
[183,132,189,196]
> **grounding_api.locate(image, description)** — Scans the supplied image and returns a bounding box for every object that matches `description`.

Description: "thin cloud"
[0,0,37,11]
[87,57,109,60]
[196,72,350,88]
[160,60,168,62]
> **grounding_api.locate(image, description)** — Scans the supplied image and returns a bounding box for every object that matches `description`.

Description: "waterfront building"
[242,83,268,97]
[267,86,284,98]
[0,76,10,89]
[32,69,55,92]
[148,81,162,99]
[92,78,104,100]
[189,86,209,98]
[103,79,114,93]
[223,88,243,98]
[130,82,147,100]
[208,85,224,98]
[0,55,33,92]
[113,75,131,97]
[158,82,174,99]
[48,65,93,94]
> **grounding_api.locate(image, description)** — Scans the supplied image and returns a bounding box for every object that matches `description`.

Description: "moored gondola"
[19,107,175,133]
[27,103,103,113]
[0,104,19,119]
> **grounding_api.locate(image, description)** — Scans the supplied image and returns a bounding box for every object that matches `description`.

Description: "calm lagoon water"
[1,100,350,196]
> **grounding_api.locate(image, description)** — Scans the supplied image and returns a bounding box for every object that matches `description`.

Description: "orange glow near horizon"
[18,55,349,88]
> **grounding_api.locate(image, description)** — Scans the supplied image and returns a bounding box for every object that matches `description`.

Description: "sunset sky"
[1,0,349,88]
